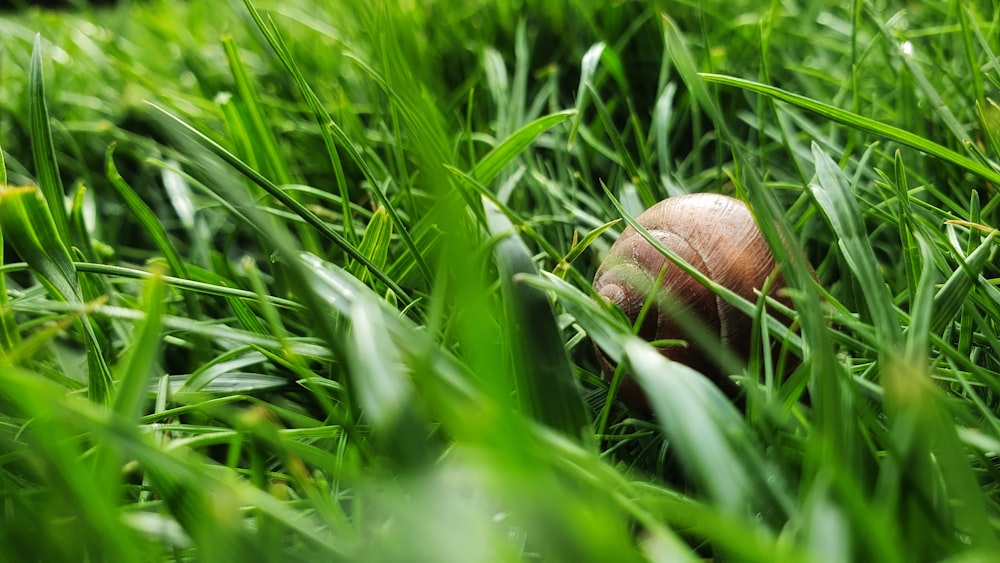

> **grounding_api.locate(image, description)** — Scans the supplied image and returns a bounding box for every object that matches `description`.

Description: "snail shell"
[593,193,786,407]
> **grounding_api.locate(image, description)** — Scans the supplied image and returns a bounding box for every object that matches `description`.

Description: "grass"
[0,0,999,560]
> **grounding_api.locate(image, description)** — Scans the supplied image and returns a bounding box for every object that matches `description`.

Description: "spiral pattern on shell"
[593,193,786,408]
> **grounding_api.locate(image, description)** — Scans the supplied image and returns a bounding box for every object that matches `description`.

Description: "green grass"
[0,0,999,560]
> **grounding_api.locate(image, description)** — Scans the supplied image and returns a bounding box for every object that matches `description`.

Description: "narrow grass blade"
[586,84,654,206]
[33,262,301,311]
[662,16,726,134]
[471,110,574,185]
[111,267,166,423]
[28,34,70,246]
[567,41,606,149]
[554,218,620,279]
[106,146,190,280]
[147,103,411,305]
[809,142,902,349]
[485,198,593,447]
[243,0,436,287]
[890,151,920,302]
[240,0,355,246]
[700,73,1000,185]
[221,35,292,185]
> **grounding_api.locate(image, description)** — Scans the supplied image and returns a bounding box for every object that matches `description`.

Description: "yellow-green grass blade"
[349,207,392,287]
[0,185,113,403]
[0,192,19,353]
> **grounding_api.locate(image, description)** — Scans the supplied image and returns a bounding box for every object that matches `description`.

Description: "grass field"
[1,0,999,560]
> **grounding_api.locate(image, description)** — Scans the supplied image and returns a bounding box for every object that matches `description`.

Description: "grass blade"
[0,186,113,403]
[700,73,1000,185]
[147,103,412,305]
[348,207,392,287]
[242,0,435,285]
[28,34,70,246]
[808,142,902,350]
[106,146,191,280]
[485,198,593,446]
[111,267,166,423]
[472,110,575,185]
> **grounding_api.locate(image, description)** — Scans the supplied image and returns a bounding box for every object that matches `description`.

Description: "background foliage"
[1,0,999,560]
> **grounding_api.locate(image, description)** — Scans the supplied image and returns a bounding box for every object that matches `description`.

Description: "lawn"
[0,0,998,561]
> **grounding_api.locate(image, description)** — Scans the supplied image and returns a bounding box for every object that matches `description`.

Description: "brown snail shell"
[593,193,787,408]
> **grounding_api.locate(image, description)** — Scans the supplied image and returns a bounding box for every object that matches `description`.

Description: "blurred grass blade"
[28,34,70,246]
[700,73,1000,185]
[347,298,434,469]
[485,198,593,447]
[0,185,113,403]
[297,252,488,434]
[624,340,789,522]
[520,270,792,522]
[0,369,143,560]
[881,355,998,554]
[111,267,166,423]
